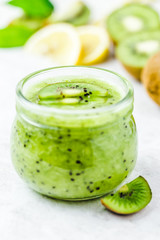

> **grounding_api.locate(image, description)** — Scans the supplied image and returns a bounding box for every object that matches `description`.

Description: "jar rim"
[16,66,133,117]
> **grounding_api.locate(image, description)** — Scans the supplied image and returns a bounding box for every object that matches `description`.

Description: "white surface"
[0,0,160,240]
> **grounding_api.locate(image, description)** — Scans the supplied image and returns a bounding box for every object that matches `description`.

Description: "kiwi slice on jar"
[106,3,160,44]
[37,82,111,108]
[101,176,152,215]
[38,82,110,99]
[116,30,160,80]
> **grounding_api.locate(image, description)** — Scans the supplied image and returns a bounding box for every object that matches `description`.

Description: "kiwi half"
[101,176,152,215]
[106,3,160,44]
[116,30,160,80]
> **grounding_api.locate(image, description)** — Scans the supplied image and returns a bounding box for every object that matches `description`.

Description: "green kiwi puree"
[11,77,137,200]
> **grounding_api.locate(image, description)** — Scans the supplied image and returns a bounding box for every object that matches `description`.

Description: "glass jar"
[11,66,137,201]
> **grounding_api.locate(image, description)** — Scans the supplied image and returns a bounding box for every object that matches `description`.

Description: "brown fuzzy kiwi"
[141,52,160,105]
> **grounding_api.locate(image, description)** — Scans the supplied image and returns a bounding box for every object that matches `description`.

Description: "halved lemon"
[77,25,110,65]
[25,23,82,65]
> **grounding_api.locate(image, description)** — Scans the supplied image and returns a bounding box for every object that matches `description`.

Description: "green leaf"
[0,26,34,48]
[8,0,54,18]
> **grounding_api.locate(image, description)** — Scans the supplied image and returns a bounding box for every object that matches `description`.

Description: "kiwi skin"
[141,51,160,105]
[122,64,142,81]
[101,176,152,215]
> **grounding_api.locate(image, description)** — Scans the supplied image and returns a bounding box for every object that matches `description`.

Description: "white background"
[0,0,160,239]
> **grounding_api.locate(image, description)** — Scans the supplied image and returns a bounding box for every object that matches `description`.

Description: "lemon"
[77,25,110,65]
[25,23,82,65]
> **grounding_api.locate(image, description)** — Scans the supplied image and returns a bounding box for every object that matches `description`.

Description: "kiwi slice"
[37,82,111,107]
[39,98,80,105]
[38,82,110,100]
[116,30,160,80]
[68,5,90,26]
[106,3,160,44]
[39,97,107,106]
[9,16,45,32]
[51,1,90,26]
[101,176,152,215]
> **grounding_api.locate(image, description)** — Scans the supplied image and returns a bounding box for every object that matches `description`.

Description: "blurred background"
[0,0,160,239]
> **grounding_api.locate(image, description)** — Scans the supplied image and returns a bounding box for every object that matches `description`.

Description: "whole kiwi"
[141,52,160,105]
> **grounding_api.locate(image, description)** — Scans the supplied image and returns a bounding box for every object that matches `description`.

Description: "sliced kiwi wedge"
[37,82,111,107]
[106,3,160,44]
[51,1,90,26]
[39,96,107,106]
[116,30,160,79]
[68,5,90,26]
[101,176,152,215]
[9,16,45,32]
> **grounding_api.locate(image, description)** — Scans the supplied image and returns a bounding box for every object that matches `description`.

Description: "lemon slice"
[77,25,110,65]
[25,23,82,65]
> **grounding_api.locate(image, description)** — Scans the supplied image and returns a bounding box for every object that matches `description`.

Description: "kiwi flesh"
[37,82,111,107]
[116,30,160,80]
[9,16,45,32]
[142,51,160,105]
[38,82,110,99]
[51,1,90,26]
[101,176,152,215]
[67,6,90,26]
[106,3,160,44]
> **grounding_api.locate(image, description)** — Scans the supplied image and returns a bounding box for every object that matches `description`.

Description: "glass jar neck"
[16,66,134,128]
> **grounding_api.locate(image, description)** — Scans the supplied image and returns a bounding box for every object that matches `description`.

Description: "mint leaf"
[0,26,34,47]
[8,0,54,18]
